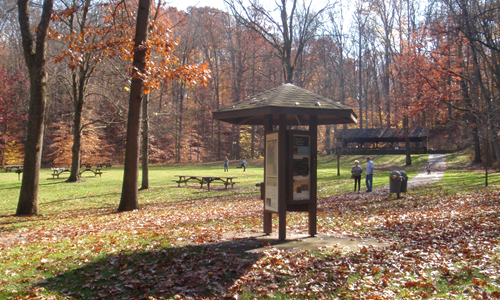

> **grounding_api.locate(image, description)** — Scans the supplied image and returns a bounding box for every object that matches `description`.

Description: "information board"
[265,132,279,212]
[292,133,310,201]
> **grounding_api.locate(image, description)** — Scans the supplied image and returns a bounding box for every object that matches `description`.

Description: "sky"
[167,0,228,12]
[165,0,335,13]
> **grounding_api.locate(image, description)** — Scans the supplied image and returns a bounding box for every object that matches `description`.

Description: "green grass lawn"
[0,151,499,299]
[0,153,430,217]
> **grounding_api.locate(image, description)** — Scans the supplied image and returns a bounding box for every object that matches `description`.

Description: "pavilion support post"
[263,114,273,235]
[309,116,318,237]
[278,114,287,240]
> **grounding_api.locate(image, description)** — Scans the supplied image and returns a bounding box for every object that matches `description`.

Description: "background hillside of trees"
[0,0,498,167]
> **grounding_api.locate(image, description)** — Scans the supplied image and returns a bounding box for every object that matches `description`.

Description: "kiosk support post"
[263,114,273,235]
[309,116,318,237]
[278,114,287,240]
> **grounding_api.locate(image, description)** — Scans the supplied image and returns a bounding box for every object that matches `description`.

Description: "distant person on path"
[236,157,247,172]
[426,161,431,175]
[224,157,229,172]
[365,156,374,192]
[351,160,363,193]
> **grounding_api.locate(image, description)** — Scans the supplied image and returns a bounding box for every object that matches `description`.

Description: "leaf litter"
[1,186,499,299]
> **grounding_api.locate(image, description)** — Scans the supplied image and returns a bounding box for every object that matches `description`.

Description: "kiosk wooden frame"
[213,84,357,240]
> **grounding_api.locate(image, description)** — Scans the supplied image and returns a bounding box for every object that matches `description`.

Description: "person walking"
[365,156,374,192]
[351,160,363,193]
[426,161,431,175]
[236,157,247,172]
[223,157,229,172]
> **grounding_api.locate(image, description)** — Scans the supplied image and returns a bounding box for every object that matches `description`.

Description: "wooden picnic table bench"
[79,165,103,177]
[96,162,112,168]
[175,175,238,191]
[51,167,70,178]
[4,165,23,172]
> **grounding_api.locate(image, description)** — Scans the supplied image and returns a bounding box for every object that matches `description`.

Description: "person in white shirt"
[365,156,374,192]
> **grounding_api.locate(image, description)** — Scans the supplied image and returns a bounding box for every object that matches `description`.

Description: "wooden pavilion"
[336,127,430,154]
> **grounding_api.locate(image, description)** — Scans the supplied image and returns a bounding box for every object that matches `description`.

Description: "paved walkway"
[406,153,446,188]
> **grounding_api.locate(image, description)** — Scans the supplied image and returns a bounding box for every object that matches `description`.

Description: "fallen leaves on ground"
[1,187,499,299]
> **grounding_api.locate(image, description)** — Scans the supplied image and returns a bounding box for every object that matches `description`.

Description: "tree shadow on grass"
[37,241,264,299]
[1,179,67,191]
[43,192,121,204]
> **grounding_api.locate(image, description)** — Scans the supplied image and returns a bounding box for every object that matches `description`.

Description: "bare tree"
[16,0,54,216]
[225,0,329,84]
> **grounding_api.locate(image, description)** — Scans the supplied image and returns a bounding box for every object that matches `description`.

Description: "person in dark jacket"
[223,157,229,172]
[351,160,363,193]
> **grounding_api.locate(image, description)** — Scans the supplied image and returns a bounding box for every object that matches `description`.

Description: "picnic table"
[175,175,238,191]
[51,167,70,178]
[79,165,103,177]
[96,162,112,168]
[4,165,23,172]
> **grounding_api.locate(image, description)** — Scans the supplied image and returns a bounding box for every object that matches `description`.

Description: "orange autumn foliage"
[50,1,210,94]
[391,27,464,123]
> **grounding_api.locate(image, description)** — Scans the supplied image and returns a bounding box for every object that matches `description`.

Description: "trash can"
[255,182,265,200]
[399,170,408,193]
[389,170,402,194]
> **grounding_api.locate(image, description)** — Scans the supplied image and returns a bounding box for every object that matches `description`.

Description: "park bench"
[175,175,238,191]
[96,162,112,168]
[4,165,23,172]
[51,167,70,178]
[79,165,103,177]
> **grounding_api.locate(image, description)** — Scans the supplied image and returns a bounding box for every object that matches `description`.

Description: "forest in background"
[0,0,499,168]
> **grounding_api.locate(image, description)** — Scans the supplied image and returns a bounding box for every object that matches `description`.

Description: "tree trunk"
[67,0,91,183]
[458,41,481,162]
[118,0,151,212]
[16,0,54,216]
[404,116,411,165]
[175,87,184,164]
[140,93,149,190]
[1,124,7,167]
[358,28,363,129]
[488,117,500,163]
[67,76,84,182]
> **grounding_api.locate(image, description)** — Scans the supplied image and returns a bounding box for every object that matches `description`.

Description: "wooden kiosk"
[213,84,357,240]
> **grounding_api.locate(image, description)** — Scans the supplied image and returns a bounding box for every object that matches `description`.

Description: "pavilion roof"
[212,84,357,126]
[336,127,429,141]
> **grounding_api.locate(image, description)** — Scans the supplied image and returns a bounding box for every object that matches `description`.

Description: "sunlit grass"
[0,154,430,216]
[417,148,500,195]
